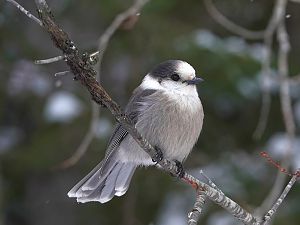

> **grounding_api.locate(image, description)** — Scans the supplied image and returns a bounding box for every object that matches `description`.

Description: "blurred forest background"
[1,0,300,225]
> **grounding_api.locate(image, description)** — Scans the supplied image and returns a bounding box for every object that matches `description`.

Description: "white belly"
[117,91,204,166]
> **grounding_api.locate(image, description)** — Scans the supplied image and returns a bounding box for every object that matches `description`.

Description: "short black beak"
[186,77,204,85]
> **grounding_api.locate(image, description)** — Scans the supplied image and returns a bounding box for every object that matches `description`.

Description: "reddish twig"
[260,152,300,177]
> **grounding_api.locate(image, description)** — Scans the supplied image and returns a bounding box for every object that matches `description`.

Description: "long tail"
[68,160,136,203]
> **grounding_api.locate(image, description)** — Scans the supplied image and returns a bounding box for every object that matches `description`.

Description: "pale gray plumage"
[68,60,204,203]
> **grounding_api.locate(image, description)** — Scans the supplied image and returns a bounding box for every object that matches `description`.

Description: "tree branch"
[57,0,149,169]
[202,0,288,140]
[35,55,65,64]
[253,0,287,140]
[5,0,43,26]
[262,170,299,225]
[188,190,206,225]
[6,0,299,224]
[277,18,296,138]
[203,0,265,40]
[31,1,261,224]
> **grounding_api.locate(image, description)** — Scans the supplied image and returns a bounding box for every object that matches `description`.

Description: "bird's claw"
[152,146,164,163]
[174,160,185,178]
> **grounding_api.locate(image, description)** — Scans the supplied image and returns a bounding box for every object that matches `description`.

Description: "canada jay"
[68,60,204,203]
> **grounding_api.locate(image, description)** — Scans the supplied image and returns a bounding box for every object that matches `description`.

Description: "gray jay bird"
[68,59,204,203]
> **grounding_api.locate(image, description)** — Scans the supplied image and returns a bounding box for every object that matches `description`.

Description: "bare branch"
[256,2,296,223]
[253,0,287,140]
[277,20,296,138]
[35,55,65,64]
[58,0,149,168]
[253,92,271,140]
[202,0,288,140]
[9,0,298,224]
[203,0,265,40]
[5,0,43,26]
[255,169,287,219]
[56,123,96,169]
[188,190,206,225]
[200,169,224,195]
[54,70,70,77]
[262,170,299,225]
[31,2,262,223]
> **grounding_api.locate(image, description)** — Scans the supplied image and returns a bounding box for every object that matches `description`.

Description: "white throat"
[140,75,199,98]
[140,75,201,113]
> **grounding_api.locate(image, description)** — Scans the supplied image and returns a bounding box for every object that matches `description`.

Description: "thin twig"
[188,190,206,225]
[5,0,43,26]
[57,0,149,168]
[182,174,260,225]
[256,2,296,224]
[255,169,287,219]
[202,0,287,140]
[277,20,295,138]
[200,169,224,195]
[253,0,287,140]
[55,124,96,169]
[203,0,265,40]
[35,55,65,64]
[54,70,70,77]
[262,170,299,225]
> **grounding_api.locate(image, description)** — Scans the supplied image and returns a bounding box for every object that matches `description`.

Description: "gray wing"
[68,87,157,202]
[102,87,157,165]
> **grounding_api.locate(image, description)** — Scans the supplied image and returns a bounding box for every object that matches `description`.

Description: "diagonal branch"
[262,170,299,225]
[57,0,149,169]
[32,1,260,224]
[5,0,43,26]
[7,0,298,224]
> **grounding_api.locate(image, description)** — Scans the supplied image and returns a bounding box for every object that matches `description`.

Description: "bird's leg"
[152,146,164,163]
[174,160,185,178]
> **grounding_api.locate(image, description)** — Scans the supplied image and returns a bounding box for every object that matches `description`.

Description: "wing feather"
[102,87,157,165]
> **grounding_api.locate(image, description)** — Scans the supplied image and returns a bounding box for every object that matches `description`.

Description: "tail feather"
[68,160,136,203]
[76,184,104,203]
[98,163,123,203]
[115,163,136,196]
[68,162,103,198]
[81,161,117,191]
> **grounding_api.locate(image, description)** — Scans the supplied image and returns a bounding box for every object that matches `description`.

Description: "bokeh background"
[1,0,300,225]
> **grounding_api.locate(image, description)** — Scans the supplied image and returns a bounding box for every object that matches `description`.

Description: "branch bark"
[57,0,149,169]
[188,190,206,225]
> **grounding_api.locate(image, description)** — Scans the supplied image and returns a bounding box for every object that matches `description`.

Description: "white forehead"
[176,61,196,79]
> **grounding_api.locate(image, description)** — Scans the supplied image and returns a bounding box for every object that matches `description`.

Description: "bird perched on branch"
[68,60,204,203]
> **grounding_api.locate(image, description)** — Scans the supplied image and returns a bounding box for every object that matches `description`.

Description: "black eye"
[170,74,180,81]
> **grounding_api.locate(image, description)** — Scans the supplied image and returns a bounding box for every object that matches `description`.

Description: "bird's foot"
[152,146,164,163]
[174,160,185,178]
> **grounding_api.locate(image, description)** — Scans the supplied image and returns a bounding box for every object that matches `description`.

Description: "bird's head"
[141,60,203,95]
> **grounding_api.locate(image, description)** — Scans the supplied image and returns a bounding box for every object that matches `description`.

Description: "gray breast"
[117,90,203,165]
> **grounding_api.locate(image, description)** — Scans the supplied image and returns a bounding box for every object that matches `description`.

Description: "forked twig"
[5,0,43,26]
